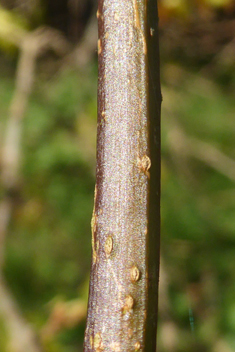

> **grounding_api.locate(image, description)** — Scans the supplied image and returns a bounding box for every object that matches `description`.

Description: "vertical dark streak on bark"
[145,1,161,352]
[84,0,161,351]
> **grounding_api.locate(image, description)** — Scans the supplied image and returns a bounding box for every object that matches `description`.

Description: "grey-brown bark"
[84,1,161,352]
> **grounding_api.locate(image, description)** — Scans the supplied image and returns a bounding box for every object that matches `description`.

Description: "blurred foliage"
[0,5,28,50]
[160,64,235,351]
[0,0,235,352]
[159,0,234,13]
[0,55,97,350]
[5,66,97,303]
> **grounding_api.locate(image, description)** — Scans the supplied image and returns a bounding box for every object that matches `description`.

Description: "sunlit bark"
[84,1,161,351]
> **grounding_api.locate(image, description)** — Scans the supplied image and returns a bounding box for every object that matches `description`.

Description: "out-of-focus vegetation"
[0,0,235,351]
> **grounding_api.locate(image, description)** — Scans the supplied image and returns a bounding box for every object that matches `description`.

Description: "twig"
[167,123,235,183]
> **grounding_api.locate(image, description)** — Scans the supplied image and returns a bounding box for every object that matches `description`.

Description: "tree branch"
[84,1,161,351]
[167,124,235,183]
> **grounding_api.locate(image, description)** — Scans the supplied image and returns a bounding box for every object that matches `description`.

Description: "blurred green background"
[0,0,235,351]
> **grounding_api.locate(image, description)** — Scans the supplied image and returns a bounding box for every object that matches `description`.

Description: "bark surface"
[84,1,161,351]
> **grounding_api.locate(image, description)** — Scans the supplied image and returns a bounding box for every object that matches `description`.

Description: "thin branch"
[0,275,41,352]
[84,1,161,351]
[167,123,235,183]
